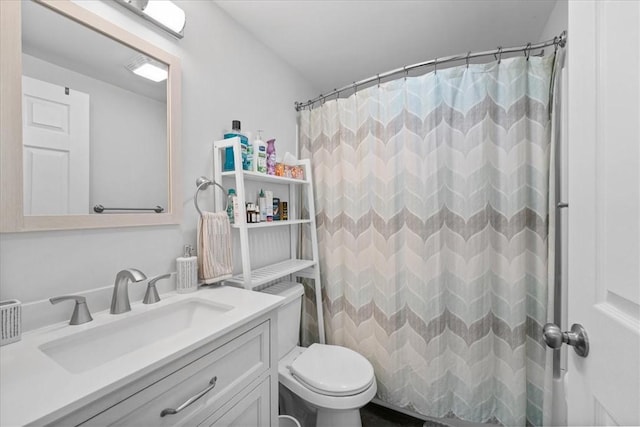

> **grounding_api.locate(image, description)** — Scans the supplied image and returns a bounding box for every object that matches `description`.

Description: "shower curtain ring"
[525,42,532,60]
[403,66,408,81]
[497,46,503,64]
[377,74,381,87]
[554,36,559,53]
[434,57,438,74]
[466,51,471,68]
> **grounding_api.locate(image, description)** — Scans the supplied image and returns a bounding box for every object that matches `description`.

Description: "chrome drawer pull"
[160,376,217,417]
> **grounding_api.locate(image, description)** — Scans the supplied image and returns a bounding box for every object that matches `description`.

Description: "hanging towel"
[197,211,233,284]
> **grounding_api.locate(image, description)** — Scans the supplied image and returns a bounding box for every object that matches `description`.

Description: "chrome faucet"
[110,268,147,314]
[143,273,172,304]
[50,295,93,325]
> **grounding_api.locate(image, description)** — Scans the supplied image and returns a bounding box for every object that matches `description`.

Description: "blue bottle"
[223,120,249,171]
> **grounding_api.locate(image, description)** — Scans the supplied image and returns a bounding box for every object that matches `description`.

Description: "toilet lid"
[289,344,375,397]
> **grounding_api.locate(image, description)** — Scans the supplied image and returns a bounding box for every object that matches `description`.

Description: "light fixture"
[115,0,186,39]
[126,55,168,82]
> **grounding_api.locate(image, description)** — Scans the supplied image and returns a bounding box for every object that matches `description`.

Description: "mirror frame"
[0,0,182,232]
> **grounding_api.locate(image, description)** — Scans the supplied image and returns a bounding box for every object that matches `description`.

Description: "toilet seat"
[279,347,377,411]
[289,343,375,397]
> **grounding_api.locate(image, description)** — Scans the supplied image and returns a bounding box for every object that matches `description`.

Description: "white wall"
[538,0,567,42]
[22,53,168,210]
[0,0,316,330]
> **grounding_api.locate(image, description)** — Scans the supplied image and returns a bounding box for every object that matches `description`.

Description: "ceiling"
[215,0,558,97]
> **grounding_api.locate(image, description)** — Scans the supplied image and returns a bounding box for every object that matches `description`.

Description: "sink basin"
[39,298,233,374]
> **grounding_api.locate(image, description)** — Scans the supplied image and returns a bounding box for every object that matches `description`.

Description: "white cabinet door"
[22,76,89,215]
[567,1,640,425]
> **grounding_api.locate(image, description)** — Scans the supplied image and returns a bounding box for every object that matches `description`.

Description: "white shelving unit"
[212,137,325,343]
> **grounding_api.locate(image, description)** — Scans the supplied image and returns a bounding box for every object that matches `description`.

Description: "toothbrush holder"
[1,299,22,346]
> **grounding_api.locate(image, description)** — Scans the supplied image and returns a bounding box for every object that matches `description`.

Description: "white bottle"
[265,190,274,221]
[253,130,267,174]
[258,189,268,222]
[176,245,198,293]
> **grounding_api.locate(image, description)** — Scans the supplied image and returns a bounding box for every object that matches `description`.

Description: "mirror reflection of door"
[22,76,90,215]
[20,0,168,217]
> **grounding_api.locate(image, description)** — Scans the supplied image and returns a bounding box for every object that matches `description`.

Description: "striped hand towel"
[197,211,233,284]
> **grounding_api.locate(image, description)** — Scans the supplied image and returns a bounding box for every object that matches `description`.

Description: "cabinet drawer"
[198,377,271,427]
[82,321,269,426]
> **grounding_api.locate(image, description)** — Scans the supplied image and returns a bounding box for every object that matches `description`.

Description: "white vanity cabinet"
[48,314,278,427]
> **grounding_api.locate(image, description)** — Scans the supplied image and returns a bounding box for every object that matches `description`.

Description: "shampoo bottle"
[253,131,267,174]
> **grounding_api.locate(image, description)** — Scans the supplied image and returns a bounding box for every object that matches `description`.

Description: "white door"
[22,76,90,215]
[567,1,640,426]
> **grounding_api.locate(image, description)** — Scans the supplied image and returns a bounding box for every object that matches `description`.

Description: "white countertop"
[0,286,283,426]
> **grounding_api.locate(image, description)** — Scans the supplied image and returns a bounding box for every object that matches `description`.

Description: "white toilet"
[261,282,376,427]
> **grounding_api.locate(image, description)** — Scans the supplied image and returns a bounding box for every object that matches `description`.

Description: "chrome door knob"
[543,323,589,357]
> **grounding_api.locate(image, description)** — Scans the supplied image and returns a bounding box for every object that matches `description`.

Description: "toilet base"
[279,384,317,427]
[279,383,363,427]
[317,408,362,427]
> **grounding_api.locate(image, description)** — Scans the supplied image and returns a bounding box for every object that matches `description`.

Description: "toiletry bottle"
[266,138,276,175]
[273,197,280,221]
[253,131,267,173]
[258,189,267,222]
[245,130,254,171]
[177,245,198,293]
[223,120,249,171]
[226,188,237,224]
[265,190,274,221]
[252,203,259,223]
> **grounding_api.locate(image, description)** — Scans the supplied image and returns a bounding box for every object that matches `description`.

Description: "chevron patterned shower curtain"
[299,56,555,426]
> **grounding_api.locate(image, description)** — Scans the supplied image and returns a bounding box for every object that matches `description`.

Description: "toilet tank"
[260,281,305,359]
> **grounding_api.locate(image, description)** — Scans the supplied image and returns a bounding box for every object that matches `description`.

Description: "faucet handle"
[143,273,172,304]
[50,295,93,325]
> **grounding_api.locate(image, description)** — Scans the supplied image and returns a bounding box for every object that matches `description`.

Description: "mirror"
[0,0,182,231]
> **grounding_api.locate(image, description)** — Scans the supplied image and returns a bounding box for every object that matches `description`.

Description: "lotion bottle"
[253,131,267,174]
[176,245,198,293]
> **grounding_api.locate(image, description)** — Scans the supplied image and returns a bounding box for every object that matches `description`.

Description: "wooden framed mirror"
[0,0,182,232]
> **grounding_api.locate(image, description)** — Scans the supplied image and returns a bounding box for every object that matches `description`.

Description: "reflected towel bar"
[93,205,164,213]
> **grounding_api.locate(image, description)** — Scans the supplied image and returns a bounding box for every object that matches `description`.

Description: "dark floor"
[360,403,490,427]
[360,403,435,427]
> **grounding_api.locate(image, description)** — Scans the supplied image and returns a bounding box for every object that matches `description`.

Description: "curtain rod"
[295,31,567,111]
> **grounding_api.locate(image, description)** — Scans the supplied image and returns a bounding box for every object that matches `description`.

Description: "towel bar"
[93,205,164,213]
[194,176,228,216]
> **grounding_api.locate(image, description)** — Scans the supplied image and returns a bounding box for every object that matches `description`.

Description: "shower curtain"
[298,56,555,426]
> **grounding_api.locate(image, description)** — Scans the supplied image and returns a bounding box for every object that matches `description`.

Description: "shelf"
[221,170,309,185]
[225,259,317,288]
[232,219,312,229]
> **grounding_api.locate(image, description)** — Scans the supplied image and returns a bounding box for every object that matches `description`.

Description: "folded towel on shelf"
[197,211,233,284]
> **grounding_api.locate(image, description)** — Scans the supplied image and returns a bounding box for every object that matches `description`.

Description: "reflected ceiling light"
[115,0,186,39]
[126,55,168,82]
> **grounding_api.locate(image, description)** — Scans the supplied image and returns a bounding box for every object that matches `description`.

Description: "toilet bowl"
[261,282,376,427]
